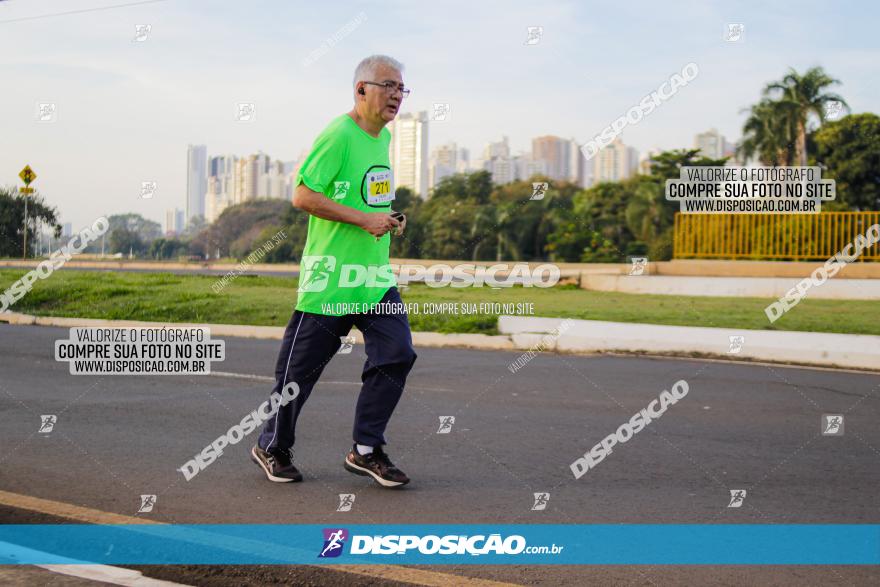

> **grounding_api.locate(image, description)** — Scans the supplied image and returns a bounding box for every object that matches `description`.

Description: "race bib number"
[366,169,394,205]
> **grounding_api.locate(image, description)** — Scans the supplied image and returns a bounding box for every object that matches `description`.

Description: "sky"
[1,0,878,230]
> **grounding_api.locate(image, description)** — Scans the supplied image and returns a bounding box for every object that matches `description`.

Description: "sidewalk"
[2,311,877,371]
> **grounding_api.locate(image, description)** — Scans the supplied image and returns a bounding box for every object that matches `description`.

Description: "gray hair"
[353,55,404,88]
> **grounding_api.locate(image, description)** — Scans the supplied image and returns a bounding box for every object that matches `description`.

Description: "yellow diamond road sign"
[19,165,37,186]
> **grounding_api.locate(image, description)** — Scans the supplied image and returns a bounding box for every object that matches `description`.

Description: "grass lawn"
[1,269,878,335]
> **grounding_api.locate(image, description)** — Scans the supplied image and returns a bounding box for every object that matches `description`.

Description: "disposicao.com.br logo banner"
[1,525,878,565]
[318,527,562,559]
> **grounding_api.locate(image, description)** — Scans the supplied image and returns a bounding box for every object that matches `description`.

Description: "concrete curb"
[4,258,879,278]
[0,312,514,351]
[499,316,880,371]
[580,274,880,300]
[2,311,876,371]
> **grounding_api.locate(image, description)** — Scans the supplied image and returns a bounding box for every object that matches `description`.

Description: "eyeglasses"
[362,80,411,98]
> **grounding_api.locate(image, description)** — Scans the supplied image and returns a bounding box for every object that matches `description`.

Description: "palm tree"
[469,205,496,261]
[493,202,520,262]
[738,98,798,165]
[763,67,849,166]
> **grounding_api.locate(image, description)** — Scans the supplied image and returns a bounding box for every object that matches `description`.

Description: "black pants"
[258,287,417,451]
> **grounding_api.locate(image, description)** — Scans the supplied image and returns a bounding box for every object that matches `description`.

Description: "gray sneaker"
[344,445,409,488]
[251,445,303,483]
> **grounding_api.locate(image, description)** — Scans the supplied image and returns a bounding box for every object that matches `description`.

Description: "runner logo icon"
[336,493,356,512]
[727,489,747,508]
[138,494,157,513]
[822,414,844,435]
[333,181,350,200]
[298,256,336,293]
[531,492,550,510]
[319,528,348,558]
[437,416,455,434]
[38,414,57,434]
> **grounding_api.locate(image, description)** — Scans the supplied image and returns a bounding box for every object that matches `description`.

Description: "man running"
[252,55,416,488]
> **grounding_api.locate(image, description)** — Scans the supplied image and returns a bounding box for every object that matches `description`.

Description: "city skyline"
[3,0,878,230]
[174,123,739,234]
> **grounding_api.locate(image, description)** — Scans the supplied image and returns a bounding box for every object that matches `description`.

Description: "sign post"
[18,165,37,259]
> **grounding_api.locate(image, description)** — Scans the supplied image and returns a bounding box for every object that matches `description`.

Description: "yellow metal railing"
[673,212,880,261]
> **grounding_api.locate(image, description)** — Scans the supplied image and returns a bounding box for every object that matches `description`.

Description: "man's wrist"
[352,210,369,230]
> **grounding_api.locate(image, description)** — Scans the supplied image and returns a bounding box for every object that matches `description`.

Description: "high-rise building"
[531,135,572,182]
[481,137,515,185]
[253,152,271,198]
[485,156,515,185]
[186,144,207,225]
[266,159,286,199]
[206,154,237,223]
[484,136,511,160]
[525,135,591,186]
[429,142,461,190]
[592,138,639,183]
[202,150,298,222]
[637,147,662,175]
[287,149,310,200]
[165,208,184,236]
[695,128,732,160]
[235,155,258,203]
[567,138,588,187]
[389,111,429,197]
[514,154,547,181]
[456,147,471,173]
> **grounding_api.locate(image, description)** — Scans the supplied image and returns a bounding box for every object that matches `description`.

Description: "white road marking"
[209,370,457,392]
[2,541,189,586]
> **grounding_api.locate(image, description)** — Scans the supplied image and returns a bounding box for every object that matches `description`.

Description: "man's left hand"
[395,213,407,236]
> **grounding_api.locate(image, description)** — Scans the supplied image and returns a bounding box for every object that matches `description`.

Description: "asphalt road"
[1,323,878,585]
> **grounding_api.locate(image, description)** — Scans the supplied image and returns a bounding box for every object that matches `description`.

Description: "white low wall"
[499,316,880,370]
[3,311,877,370]
[580,274,880,300]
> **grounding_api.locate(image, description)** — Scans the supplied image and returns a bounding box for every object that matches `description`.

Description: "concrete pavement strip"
[1,311,877,371]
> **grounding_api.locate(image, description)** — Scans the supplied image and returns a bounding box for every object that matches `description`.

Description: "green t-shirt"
[295,113,397,316]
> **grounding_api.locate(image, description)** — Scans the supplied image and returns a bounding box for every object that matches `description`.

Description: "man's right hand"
[359,212,400,238]
[291,185,401,238]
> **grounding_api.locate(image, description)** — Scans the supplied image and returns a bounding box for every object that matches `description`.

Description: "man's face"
[360,64,404,123]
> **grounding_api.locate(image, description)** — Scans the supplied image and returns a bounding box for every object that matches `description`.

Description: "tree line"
[2,67,876,262]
